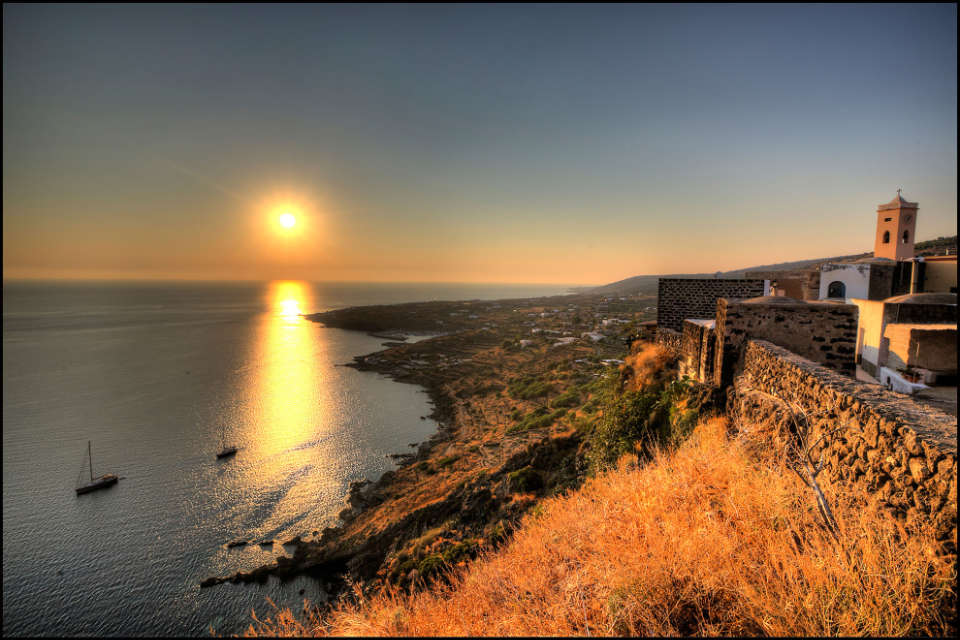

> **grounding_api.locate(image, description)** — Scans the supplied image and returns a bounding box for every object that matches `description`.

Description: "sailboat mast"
[88,440,93,482]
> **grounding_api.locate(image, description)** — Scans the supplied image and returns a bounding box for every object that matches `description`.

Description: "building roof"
[884,293,957,305]
[854,256,895,264]
[885,323,957,332]
[740,295,805,305]
[877,192,918,211]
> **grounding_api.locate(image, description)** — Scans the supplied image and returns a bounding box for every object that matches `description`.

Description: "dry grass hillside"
[243,416,956,637]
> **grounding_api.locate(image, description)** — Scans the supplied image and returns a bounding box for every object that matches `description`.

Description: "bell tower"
[874,190,918,261]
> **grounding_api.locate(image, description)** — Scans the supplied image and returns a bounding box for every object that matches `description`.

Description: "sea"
[1,280,574,637]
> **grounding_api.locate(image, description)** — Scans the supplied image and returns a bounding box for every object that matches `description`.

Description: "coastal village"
[205,191,956,637]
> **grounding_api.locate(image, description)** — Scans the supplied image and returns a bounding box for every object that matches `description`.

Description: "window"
[884,217,892,222]
[827,281,846,298]
[902,230,909,243]
[882,230,890,243]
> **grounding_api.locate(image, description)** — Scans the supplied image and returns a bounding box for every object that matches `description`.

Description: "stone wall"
[731,340,957,548]
[679,319,715,382]
[868,262,913,300]
[654,327,681,355]
[657,278,766,332]
[713,298,858,387]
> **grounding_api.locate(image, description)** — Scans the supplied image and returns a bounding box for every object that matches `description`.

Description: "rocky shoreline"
[200,292,654,598]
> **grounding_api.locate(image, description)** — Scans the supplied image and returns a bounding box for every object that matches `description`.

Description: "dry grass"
[244,417,955,637]
[623,342,675,391]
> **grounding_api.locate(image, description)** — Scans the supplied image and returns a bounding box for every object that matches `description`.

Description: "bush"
[656,376,699,447]
[415,461,435,475]
[507,376,554,400]
[586,368,701,473]
[441,538,480,564]
[587,387,661,472]
[436,455,458,469]
[550,388,581,409]
[507,466,543,493]
[417,554,446,577]
[507,407,567,435]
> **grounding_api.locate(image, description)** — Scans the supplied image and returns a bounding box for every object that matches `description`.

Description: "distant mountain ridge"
[592,235,957,296]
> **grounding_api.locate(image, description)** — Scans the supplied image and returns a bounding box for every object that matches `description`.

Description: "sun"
[279,212,297,229]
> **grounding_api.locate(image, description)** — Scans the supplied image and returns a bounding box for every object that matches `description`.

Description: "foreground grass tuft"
[242,417,955,637]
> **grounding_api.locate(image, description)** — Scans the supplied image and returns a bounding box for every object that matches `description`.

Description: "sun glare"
[279,212,297,229]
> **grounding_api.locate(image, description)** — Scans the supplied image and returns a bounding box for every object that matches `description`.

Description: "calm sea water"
[2,280,572,637]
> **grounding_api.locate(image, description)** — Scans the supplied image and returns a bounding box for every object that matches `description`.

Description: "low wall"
[731,339,957,548]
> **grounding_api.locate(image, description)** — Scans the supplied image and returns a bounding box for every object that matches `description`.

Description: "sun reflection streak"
[256,282,321,454]
[237,280,338,538]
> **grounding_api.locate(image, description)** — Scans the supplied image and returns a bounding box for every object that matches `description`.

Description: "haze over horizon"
[3,4,957,284]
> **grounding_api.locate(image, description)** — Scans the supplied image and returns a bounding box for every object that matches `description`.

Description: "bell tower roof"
[877,190,918,211]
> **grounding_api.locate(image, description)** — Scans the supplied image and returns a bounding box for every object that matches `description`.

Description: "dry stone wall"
[657,278,766,332]
[731,339,957,549]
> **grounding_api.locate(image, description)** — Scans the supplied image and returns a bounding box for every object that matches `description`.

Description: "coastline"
[200,292,654,598]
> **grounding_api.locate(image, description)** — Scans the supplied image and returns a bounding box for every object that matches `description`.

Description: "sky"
[3,3,957,284]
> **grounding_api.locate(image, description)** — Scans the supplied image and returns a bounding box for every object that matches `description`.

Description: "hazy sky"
[3,3,957,284]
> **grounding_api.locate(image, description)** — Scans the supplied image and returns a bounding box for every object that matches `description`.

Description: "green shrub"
[486,521,508,546]
[441,538,479,564]
[586,373,698,473]
[571,416,594,434]
[587,388,661,472]
[417,554,446,577]
[436,455,458,468]
[508,466,543,492]
[550,388,581,409]
[507,376,554,400]
[653,376,700,447]
[507,407,567,434]
[390,556,419,581]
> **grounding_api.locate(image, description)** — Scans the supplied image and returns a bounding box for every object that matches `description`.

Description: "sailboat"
[216,446,238,459]
[75,440,119,495]
[216,429,238,459]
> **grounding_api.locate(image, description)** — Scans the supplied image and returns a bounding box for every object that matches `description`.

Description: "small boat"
[216,446,238,459]
[75,440,119,495]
